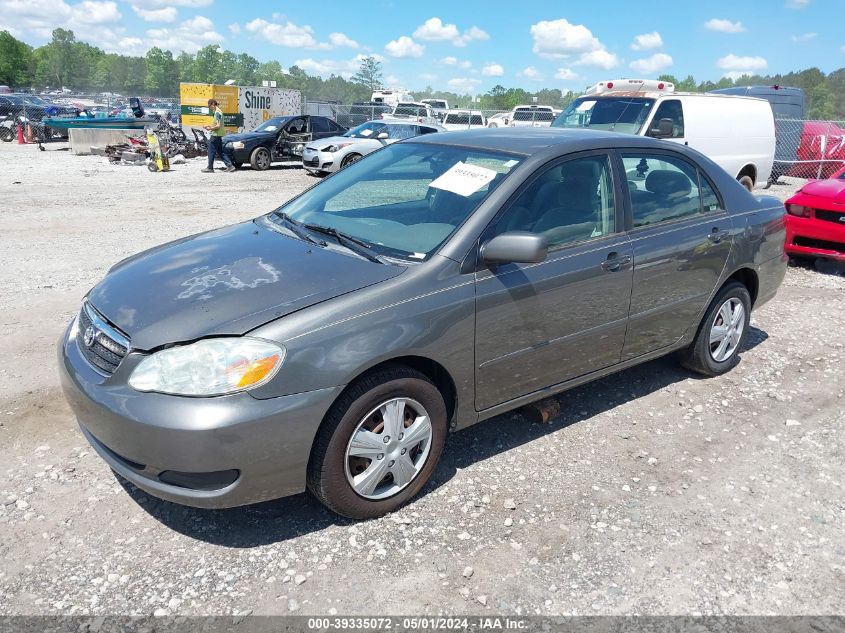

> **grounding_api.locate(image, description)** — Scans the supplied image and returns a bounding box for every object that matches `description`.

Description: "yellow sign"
[179,83,241,132]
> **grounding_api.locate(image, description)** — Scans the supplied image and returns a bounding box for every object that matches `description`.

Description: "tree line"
[0,28,843,119]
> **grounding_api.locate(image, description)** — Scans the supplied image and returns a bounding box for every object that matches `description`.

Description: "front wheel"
[680,281,751,376]
[340,152,362,169]
[307,366,447,519]
[250,146,271,171]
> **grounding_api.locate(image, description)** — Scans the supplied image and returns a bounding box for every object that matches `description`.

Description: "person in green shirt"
[202,99,235,173]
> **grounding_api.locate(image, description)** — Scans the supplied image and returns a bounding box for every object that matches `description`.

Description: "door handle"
[601,253,632,272]
[707,228,729,244]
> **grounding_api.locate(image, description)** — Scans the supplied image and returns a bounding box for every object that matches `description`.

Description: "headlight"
[232,141,245,149]
[324,143,353,153]
[128,338,285,396]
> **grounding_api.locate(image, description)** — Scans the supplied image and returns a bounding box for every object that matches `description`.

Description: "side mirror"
[377,131,389,139]
[481,232,548,265]
[649,117,674,138]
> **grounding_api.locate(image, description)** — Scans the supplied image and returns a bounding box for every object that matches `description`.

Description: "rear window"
[445,113,484,125]
[394,105,426,117]
[513,110,554,122]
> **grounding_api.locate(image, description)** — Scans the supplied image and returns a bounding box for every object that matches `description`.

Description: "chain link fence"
[772,118,845,181]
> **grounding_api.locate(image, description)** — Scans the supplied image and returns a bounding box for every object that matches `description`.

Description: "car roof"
[407,127,684,156]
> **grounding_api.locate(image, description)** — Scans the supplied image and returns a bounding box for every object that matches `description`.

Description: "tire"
[340,152,362,169]
[307,365,448,519]
[0,127,12,142]
[680,281,752,377]
[738,175,754,192]
[250,146,271,171]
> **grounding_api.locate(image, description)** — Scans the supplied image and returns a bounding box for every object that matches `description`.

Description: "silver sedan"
[302,120,444,175]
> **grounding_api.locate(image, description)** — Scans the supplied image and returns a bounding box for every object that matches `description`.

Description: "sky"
[0,0,840,93]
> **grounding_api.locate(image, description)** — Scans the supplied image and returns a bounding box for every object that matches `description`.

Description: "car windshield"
[394,105,425,117]
[553,97,655,134]
[255,117,291,132]
[343,121,388,138]
[275,142,523,260]
[445,113,484,125]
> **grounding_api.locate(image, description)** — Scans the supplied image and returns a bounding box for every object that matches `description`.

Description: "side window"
[388,124,416,140]
[311,117,328,133]
[418,126,438,135]
[329,120,345,132]
[622,153,702,228]
[699,175,722,212]
[287,118,307,134]
[649,100,684,138]
[490,155,616,248]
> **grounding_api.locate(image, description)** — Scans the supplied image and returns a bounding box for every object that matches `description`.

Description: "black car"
[224,115,347,170]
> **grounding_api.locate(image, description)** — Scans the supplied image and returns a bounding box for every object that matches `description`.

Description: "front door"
[474,153,633,410]
[278,117,310,158]
[618,150,733,360]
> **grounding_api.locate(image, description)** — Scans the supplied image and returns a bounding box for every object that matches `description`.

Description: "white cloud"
[245,18,324,48]
[629,52,673,74]
[717,53,768,71]
[440,56,471,68]
[384,35,424,58]
[147,14,223,53]
[574,49,620,70]
[716,53,768,78]
[294,53,384,79]
[787,0,810,7]
[117,36,145,55]
[385,74,401,85]
[413,17,489,47]
[447,77,481,93]
[529,18,601,58]
[554,68,580,80]
[704,18,746,33]
[518,66,543,81]
[419,72,437,81]
[631,31,662,51]
[481,63,504,77]
[791,32,816,42]
[329,32,358,48]
[139,0,211,6]
[228,22,240,34]
[132,6,177,22]
[71,0,120,23]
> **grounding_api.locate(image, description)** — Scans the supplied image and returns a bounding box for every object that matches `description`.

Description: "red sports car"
[784,165,845,261]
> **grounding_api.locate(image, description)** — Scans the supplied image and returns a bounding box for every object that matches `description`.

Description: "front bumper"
[58,320,343,508]
[301,148,336,173]
[785,214,845,261]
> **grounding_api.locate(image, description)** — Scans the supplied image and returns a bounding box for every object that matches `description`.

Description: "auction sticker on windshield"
[429,161,497,197]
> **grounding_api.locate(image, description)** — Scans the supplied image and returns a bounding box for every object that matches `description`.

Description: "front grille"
[815,209,845,225]
[77,302,131,375]
[793,236,845,254]
[303,156,320,167]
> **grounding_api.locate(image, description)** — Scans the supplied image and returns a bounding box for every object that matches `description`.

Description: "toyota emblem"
[83,326,96,347]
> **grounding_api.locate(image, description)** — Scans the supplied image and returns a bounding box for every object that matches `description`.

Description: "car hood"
[86,219,405,350]
[799,178,845,204]
[224,131,274,144]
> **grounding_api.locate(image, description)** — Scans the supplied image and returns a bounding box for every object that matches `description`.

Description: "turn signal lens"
[786,204,811,218]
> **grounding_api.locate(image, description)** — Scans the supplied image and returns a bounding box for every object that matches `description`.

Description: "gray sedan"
[59,129,787,519]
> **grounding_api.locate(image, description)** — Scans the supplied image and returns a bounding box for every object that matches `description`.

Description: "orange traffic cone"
[25,124,33,142]
[16,124,25,144]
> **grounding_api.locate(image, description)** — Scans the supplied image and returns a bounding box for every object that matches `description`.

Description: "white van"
[371,89,413,107]
[553,86,775,190]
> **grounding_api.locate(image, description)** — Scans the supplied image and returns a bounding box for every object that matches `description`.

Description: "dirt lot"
[0,141,843,617]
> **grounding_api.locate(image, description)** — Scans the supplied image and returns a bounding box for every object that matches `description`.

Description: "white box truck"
[554,81,775,190]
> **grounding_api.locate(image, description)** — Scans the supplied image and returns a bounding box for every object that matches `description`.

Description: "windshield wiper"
[302,223,388,264]
[271,211,326,246]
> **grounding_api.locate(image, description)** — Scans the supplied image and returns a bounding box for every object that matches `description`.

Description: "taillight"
[657,82,665,90]
[606,82,614,89]
[786,203,811,218]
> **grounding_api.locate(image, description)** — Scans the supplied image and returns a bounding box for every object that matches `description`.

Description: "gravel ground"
[0,141,843,617]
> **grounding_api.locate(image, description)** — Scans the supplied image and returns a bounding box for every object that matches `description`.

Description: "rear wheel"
[0,127,12,142]
[250,147,271,171]
[307,365,447,519]
[738,175,754,192]
[680,281,751,376]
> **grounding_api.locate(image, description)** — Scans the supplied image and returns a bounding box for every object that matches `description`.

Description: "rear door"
[474,152,633,410]
[618,150,733,360]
